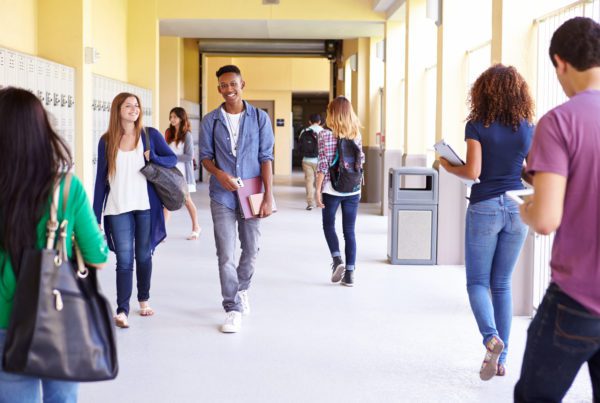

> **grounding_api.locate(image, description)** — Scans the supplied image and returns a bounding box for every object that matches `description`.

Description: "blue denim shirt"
[199,101,275,210]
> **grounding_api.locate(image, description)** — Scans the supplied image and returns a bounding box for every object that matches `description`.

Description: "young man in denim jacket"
[199,65,275,333]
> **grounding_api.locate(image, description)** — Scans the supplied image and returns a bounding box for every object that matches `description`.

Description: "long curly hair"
[467,64,534,130]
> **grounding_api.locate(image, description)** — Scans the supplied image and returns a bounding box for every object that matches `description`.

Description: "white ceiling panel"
[160,19,384,39]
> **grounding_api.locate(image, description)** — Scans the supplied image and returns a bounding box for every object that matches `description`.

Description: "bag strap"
[45,178,62,250]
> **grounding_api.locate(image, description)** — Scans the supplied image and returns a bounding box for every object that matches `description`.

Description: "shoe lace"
[226,311,238,323]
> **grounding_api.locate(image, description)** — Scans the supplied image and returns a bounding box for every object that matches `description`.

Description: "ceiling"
[159,19,385,40]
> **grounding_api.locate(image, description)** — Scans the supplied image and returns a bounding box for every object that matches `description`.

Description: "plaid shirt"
[317,129,365,188]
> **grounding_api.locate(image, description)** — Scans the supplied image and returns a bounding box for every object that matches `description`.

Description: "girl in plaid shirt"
[315,96,365,287]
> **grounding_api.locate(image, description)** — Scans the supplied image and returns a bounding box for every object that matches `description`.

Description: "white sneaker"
[239,290,251,316]
[221,311,242,333]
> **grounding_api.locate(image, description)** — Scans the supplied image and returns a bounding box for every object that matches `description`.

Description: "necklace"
[224,110,243,150]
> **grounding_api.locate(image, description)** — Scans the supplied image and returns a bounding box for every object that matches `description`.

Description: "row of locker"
[0,47,76,157]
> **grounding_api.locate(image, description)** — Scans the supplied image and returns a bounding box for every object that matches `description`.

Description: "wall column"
[159,36,182,131]
[38,0,94,194]
[128,0,159,127]
[381,19,405,215]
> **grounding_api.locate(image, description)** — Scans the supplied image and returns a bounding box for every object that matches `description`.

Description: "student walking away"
[199,65,274,333]
[315,96,365,287]
[439,64,534,380]
[298,114,323,210]
[514,17,600,402]
[164,107,202,240]
[0,88,109,402]
[93,92,177,329]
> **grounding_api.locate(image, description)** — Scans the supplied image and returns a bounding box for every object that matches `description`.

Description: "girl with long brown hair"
[439,64,534,380]
[315,96,364,287]
[0,87,108,401]
[93,92,176,328]
[164,107,201,240]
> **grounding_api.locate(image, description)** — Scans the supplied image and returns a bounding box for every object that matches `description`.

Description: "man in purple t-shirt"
[514,17,600,402]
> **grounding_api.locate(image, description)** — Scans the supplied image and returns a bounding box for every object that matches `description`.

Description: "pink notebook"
[235,176,263,219]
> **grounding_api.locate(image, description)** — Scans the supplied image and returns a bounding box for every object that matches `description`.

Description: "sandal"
[187,228,201,240]
[480,335,504,381]
[496,363,506,376]
[139,304,154,316]
[114,313,129,328]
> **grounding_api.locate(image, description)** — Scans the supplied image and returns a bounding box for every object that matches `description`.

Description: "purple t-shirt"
[527,89,600,316]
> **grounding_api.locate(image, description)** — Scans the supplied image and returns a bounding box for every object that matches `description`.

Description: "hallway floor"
[80,175,592,403]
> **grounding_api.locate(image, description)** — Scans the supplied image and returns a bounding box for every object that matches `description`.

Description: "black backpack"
[329,138,363,193]
[299,128,319,158]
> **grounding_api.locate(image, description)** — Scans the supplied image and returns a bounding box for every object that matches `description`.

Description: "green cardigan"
[0,175,109,329]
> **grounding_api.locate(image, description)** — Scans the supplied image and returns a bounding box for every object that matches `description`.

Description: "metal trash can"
[387,167,438,265]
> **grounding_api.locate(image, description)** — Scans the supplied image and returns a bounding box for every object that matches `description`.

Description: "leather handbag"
[2,174,118,382]
[139,128,187,211]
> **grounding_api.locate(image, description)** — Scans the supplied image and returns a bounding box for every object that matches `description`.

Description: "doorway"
[291,92,329,169]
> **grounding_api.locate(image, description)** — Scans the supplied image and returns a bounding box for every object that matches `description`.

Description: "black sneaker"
[306,205,313,211]
[341,270,354,287]
[331,256,345,283]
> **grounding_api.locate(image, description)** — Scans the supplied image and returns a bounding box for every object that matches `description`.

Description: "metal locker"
[6,50,17,87]
[0,48,6,88]
[16,53,27,89]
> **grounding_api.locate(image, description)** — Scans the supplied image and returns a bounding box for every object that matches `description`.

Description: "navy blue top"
[92,126,177,252]
[465,120,534,204]
[199,101,275,210]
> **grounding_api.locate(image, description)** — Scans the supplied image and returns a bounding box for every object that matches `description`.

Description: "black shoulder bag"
[2,173,118,381]
[139,128,187,211]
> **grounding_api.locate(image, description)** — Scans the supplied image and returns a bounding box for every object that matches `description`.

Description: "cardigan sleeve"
[178,131,194,163]
[147,127,177,168]
[92,137,108,223]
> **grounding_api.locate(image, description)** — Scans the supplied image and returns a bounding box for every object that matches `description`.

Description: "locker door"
[16,53,27,89]
[0,48,6,88]
[26,56,36,94]
[6,50,17,86]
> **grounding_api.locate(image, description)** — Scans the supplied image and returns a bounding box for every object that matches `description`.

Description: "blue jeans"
[514,283,600,402]
[105,209,152,316]
[465,195,527,364]
[321,193,360,270]
[210,200,261,312]
[0,330,78,403]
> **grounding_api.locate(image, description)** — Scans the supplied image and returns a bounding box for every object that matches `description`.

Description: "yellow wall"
[204,56,329,176]
[91,0,127,81]
[127,0,159,127]
[404,0,437,156]
[183,38,199,103]
[159,36,182,132]
[0,0,37,53]
[438,0,492,154]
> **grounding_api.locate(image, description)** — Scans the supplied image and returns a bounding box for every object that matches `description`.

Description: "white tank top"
[104,139,150,216]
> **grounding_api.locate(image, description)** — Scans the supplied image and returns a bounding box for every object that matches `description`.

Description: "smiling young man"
[513,17,600,402]
[199,65,275,333]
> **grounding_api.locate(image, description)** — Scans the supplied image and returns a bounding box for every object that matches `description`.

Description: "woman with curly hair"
[439,64,534,381]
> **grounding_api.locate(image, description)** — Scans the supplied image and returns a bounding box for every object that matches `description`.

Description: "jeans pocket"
[467,208,498,237]
[553,303,600,353]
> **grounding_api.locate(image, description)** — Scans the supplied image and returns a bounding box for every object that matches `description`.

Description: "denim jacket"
[199,101,275,210]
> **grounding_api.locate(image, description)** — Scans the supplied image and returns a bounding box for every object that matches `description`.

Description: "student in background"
[298,114,323,210]
[0,87,108,402]
[514,17,600,402]
[439,64,534,380]
[93,92,177,328]
[164,107,201,240]
[315,96,365,287]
